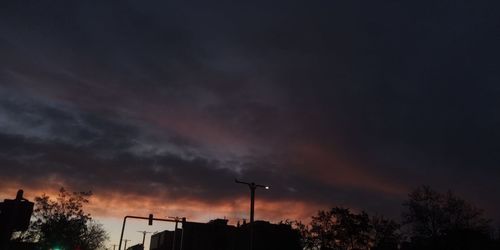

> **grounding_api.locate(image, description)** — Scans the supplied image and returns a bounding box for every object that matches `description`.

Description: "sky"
[1,0,500,249]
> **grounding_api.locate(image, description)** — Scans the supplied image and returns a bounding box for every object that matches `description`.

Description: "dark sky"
[1,0,500,223]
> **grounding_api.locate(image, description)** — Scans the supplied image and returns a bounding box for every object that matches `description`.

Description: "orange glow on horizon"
[0,181,320,224]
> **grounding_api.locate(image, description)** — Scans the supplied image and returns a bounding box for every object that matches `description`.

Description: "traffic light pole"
[118,215,183,250]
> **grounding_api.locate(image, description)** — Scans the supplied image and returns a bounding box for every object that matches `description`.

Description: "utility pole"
[235,179,269,250]
[123,239,130,250]
[168,216,182,250]
[137,231,153,249]
[179,217,186,250]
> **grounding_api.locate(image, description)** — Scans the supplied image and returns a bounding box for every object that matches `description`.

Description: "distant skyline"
[1,0,500,248]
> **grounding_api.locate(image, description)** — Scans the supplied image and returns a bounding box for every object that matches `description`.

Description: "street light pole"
[235,179,269,250]
[235,179,269,223]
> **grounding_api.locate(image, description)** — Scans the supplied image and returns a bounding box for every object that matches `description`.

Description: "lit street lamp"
[235,179,269,250]
[235,179,269,223]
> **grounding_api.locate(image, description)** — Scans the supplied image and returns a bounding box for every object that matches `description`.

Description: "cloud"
[1,0,500,222]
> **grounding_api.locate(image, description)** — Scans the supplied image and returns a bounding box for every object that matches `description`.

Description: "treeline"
[287,186,500,250]
[12,188,108,250]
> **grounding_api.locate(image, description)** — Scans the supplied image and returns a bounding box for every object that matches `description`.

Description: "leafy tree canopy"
[18,188,108,250]
[298,207,399,250]
[402,186,492,249]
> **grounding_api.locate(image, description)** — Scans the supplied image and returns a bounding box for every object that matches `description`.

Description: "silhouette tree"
[371,215,400,250]
[402,186,491,250]
[17,188,108,250]
[294,187,496,250]
[279,220,313,249]
[308,207,373,250]
[297,208,401,250]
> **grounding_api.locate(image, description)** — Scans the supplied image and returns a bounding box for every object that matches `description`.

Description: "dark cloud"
[1,0,500,221]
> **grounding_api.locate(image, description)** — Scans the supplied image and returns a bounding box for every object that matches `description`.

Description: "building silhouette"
[127,243,145,250]
[237,221,302,250]
[150,219,301,250]
[150,228,182,250]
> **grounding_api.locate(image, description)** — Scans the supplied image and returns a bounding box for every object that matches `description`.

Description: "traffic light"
[0,191,34,231]
[148,214,153,225]
[9,200,33,231]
